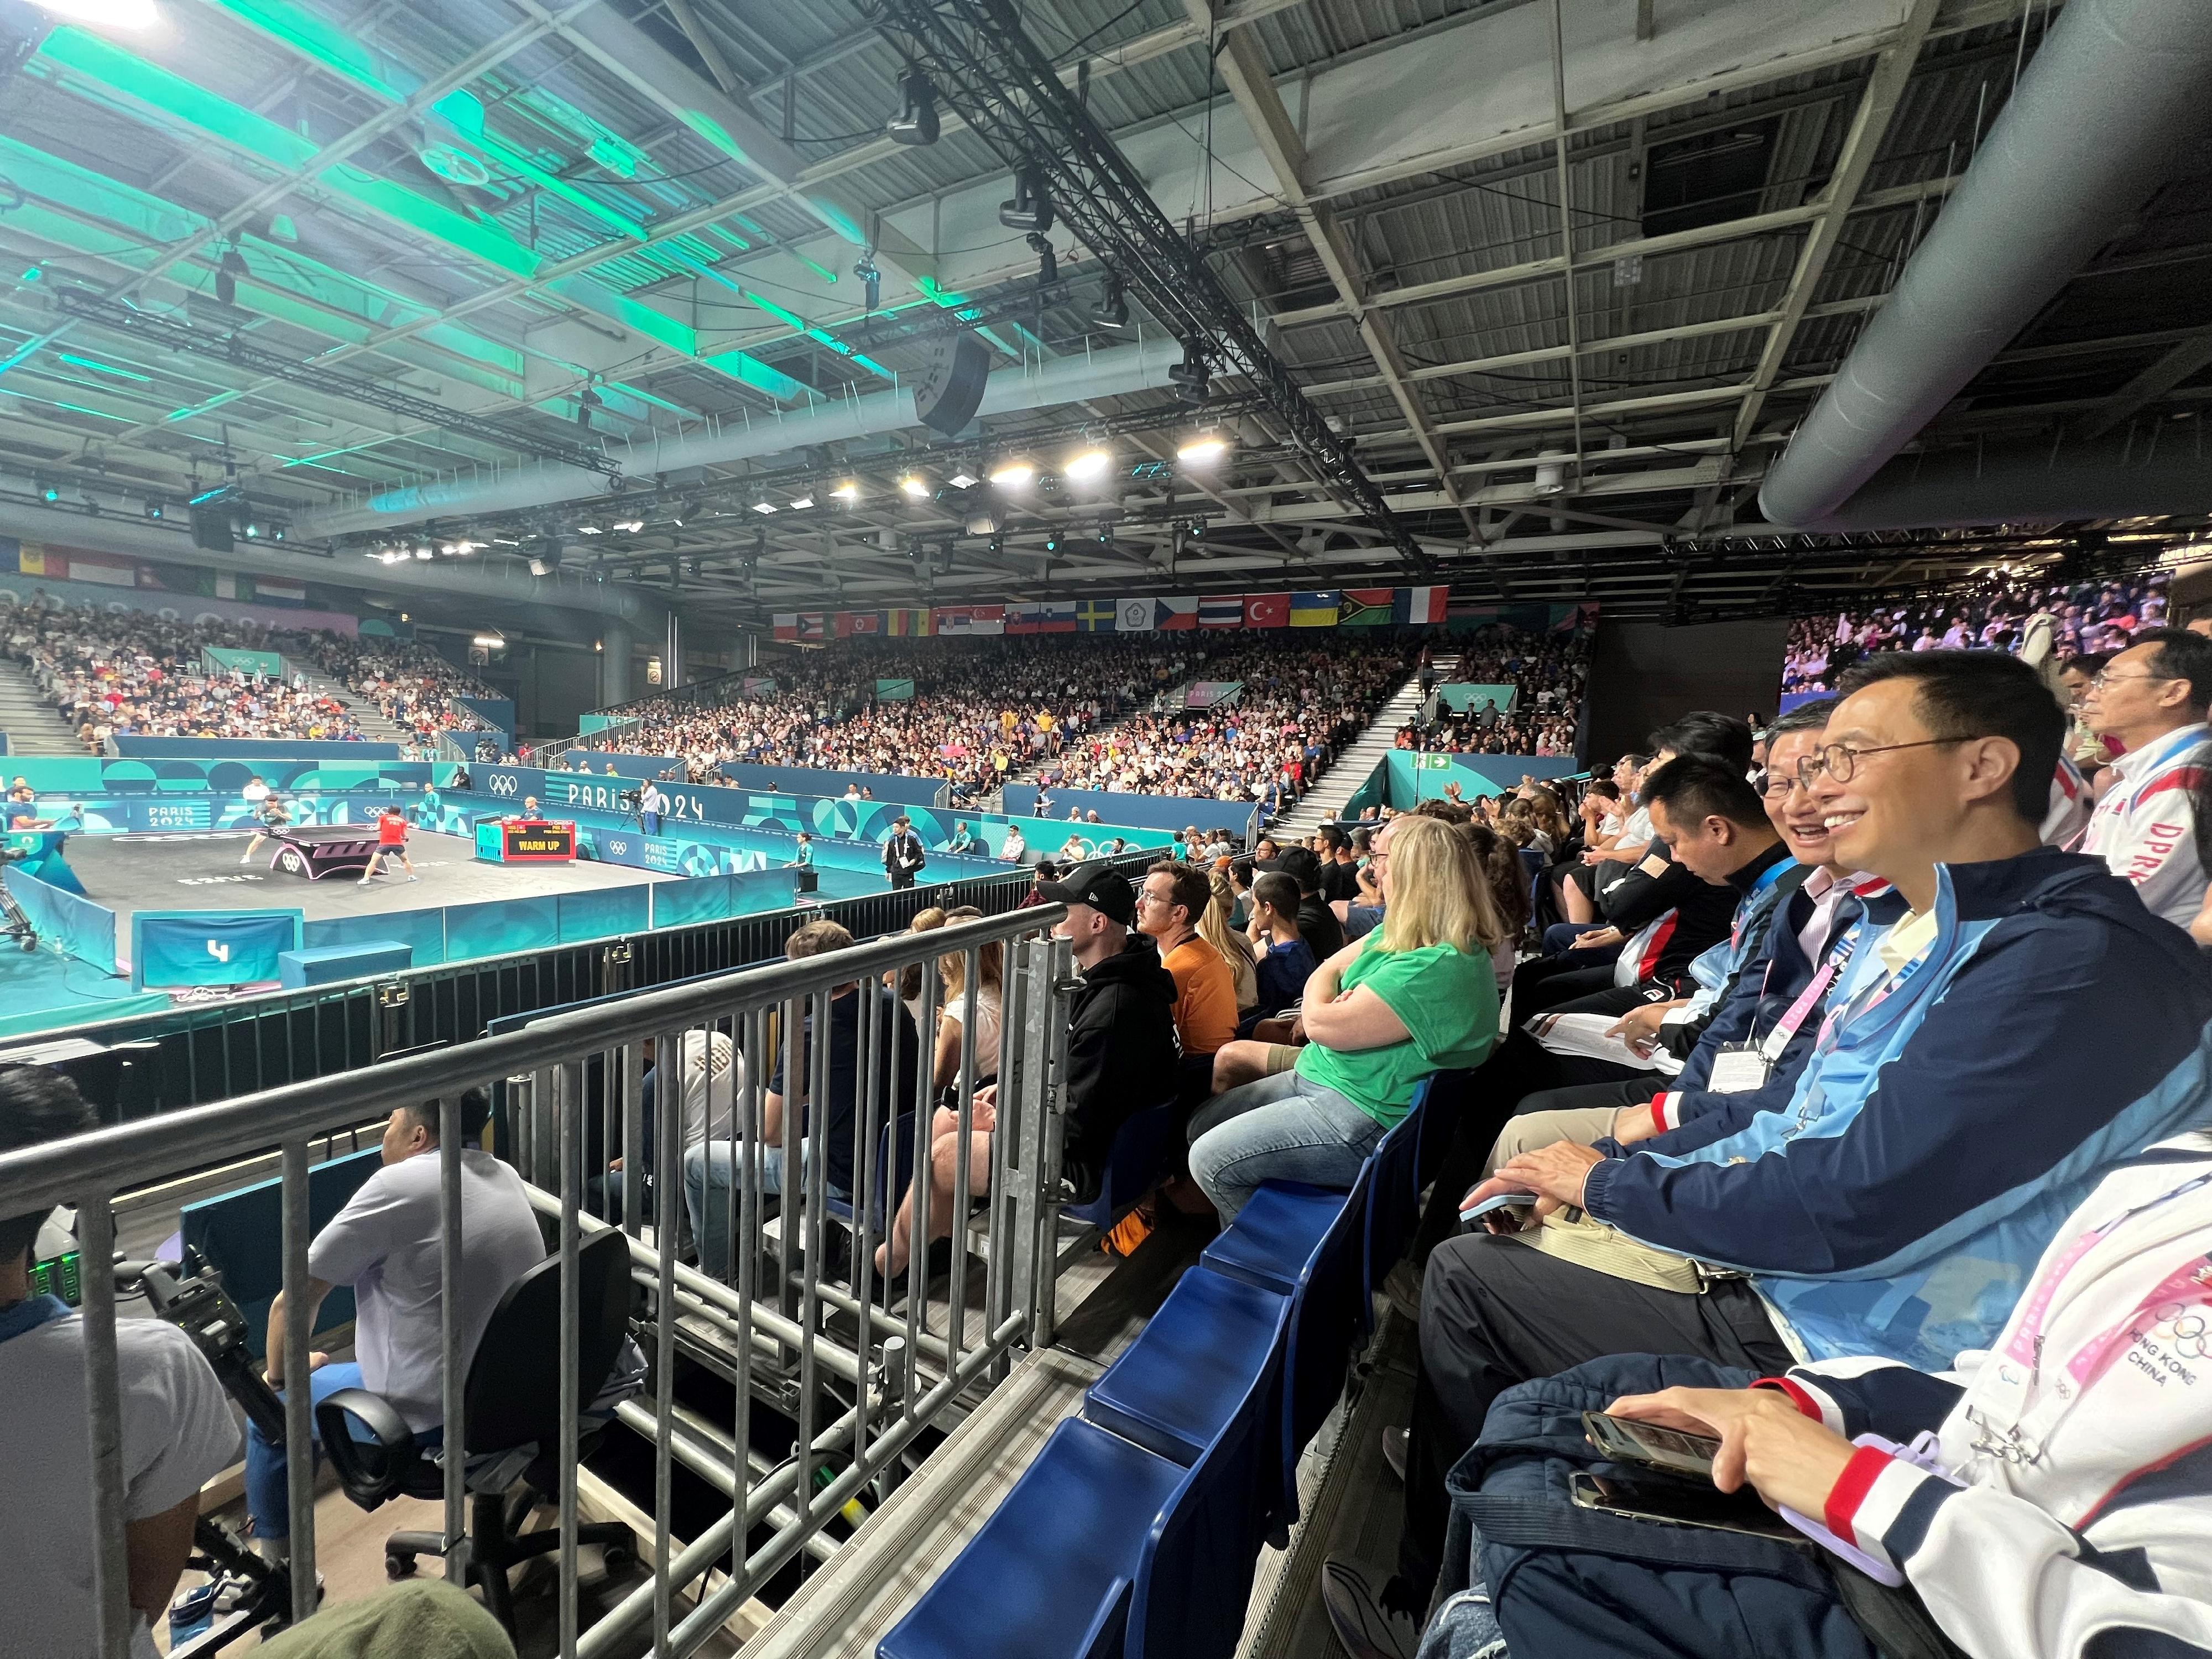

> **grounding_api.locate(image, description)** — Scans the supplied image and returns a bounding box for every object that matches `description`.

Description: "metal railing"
[8,851,1155,1118]
[9,907,1077,1658]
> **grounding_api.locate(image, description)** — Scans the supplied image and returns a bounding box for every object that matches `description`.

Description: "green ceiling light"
[57,351,153,382]
[587,134,642,179]
[418,142,492,187]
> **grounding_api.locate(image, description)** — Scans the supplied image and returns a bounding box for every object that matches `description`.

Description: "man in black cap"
[1270,844,1345,957]
[1036,860,1182,1200]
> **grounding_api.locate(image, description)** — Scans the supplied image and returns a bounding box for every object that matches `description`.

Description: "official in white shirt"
[2080,627,2212,927]
[246,1088,544,1554]
[0,1066,239,1659]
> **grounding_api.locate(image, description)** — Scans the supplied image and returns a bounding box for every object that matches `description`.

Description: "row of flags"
[774,585,1451,642]
[7,540,310,606]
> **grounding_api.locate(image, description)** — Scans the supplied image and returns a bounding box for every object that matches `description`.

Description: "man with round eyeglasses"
[2078,626,2212,928]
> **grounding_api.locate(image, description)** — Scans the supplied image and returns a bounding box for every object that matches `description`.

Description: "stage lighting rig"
[888,70,940,145]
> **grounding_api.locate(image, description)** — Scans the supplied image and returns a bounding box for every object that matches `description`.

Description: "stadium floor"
[62,826,668,932]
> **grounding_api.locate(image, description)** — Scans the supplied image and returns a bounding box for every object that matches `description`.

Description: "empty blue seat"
[1275,1165,1373,1522]
[1360,1086,1431,1328]
[1062,1099,1179,1230]
[1084,1265,1287,1464]
[878,1416,1186,1659]
[1201,1181,1348,1296]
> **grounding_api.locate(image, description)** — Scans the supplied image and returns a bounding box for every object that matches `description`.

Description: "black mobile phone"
[1582,1410,1722,1478]
[1567,1472,1809,1547]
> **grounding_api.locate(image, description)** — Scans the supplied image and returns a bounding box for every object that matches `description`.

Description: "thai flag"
[1198,596,1244,628]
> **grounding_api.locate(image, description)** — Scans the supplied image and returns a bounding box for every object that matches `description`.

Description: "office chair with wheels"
[315,1227,639,1633]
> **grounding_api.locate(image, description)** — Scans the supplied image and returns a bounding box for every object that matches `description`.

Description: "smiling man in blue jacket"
[1339,651,2212,1656]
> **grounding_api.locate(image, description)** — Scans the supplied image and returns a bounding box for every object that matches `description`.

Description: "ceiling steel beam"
[2070,324,2212,441]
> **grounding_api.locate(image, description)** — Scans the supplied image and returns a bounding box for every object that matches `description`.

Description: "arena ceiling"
[0,0,2206,625]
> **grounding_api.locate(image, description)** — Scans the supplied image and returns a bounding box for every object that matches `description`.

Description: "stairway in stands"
[1268,653,1457,838]
[0,659,87,754]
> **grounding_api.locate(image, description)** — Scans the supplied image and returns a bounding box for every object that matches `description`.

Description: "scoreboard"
[475,817,578,864]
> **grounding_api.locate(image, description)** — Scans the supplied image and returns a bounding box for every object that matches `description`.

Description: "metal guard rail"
[16,848,1157,1118]
[8,907,1079,1658]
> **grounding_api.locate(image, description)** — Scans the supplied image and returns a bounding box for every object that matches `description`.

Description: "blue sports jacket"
[1581,847,2212,1370]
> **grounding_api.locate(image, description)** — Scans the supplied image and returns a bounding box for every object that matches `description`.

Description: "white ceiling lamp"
[1063,447,1110,483]
[34,0,161,30]
[948,471,979,489]
[1176,434,1229,467]
[899,474,931,499]
[988,458,1036,489]
[831,480,860,503]
[789,492,816,509]
[749,498,778,515]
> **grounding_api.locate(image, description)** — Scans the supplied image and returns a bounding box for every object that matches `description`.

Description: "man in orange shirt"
[1136,860,1238,1058]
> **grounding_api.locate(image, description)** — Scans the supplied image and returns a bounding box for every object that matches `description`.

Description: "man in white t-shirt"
[0,1066,240,1659]
[246,1088,544,1553]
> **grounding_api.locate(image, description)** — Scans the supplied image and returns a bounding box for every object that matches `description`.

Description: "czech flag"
[1156,597,1200,632]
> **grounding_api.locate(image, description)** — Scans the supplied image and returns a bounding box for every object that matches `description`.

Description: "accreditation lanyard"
[1968,1175,2212,1465]
[1729,858,1794,953]
[1754,932,1860,1065]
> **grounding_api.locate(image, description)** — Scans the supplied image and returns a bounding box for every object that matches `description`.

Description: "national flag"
[1155,597,1199,632]
[1006,603,1040,635]
[1076,600,1118,633]
[1244,592,1290,629]
[1035,600,1077,633]
[833,611,858,639]
[796,612,826,640]
[1290,590,1341,627]
[935,605,1005,636]
[1115,596,1156,634]
[1395,584,1449,625]
[1337,588,1394,627]
[136,564,169,589]
[254,577,306,605]
[68,556,136,588]
[847,611,881,635]
[215,572,242,601]
[885,608,932,637]
[773,612,800,641]
[1198,596,1244,629]
[15,544,44,577]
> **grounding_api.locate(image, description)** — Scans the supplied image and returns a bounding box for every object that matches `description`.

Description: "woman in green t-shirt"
[1188,815,1506,1220]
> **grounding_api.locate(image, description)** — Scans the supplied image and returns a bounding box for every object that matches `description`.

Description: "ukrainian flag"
[1290,589,1341,627]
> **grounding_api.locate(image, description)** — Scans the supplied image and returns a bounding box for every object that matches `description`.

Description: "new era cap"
[1036,859,1135,925]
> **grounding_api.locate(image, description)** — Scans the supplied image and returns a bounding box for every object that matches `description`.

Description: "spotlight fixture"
[471,634,505,650]
[36,477,59,503]
[271,523,286,541]
[899,474,930,500]
[888,70,940,146]
[1168,344,1211,403]
[213,246,247,306]
[144,498,165,520]
[1176,434,1229,467]
[242,520,261,539]
[1000,166,1053,233]
[749,497,778,515]
[32,0,160,29]
[831,479,860,503]
[576,385,603,431]
[1026,232,1057,289]
[789,492,815,509]
[854,255,881,314]
[1063,447,1110,483]
[948,471,978,489]
[1092,275,1128,330]
[413,543,434,560]
[988,458,1036,489]
[576,523,603,535]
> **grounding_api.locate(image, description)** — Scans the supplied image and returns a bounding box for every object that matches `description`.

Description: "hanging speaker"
[913,330,989,437]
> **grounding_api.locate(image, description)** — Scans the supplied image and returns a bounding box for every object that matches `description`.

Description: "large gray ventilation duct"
[1760,431,2211,531]
[0,494,661,622]
[1759,0,2212,531]
[296,340,1188,540]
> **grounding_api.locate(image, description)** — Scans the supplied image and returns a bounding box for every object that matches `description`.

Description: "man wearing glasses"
[1348,652,2212,1655]
[2079,626,2212,927]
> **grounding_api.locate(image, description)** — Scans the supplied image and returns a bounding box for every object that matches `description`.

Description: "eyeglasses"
[2088,670,2178,691]
[1788,737,1977,787]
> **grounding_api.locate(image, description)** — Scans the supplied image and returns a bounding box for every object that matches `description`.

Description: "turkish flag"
[1245,592,1290,629]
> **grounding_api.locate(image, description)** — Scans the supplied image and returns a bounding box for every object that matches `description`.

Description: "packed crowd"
[309,637,499,749]
[1044,638,1420,807]
[0,599,364,745]
[1403,619,1591,755]
[1781,567,2169,694]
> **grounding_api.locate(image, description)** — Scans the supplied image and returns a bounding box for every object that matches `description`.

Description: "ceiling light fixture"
[888,70,940,145]
[999,166,1053,233]
[789,493,815,509]
[413,544,433,560]
[1063,447,1110,483]
[213,246,247,307]
[831,479,860,503]
[948,471,978,489]
[1092,275,1128,330]
[39,0,163,35]
[988,459,1036,489]
[1176,434,1229,467]
[899,474,930,499]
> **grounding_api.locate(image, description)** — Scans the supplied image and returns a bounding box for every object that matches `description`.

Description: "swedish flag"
[1077,601,1118,632]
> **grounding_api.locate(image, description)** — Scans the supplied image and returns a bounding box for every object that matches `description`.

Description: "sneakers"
[1102,1203,1156,1259]
[1382,1424,1409,1483]
[1322,1559,1421,1659]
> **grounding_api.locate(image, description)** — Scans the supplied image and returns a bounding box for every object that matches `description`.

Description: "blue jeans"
[684,1140,849,1281]
[243,1362,444,1538]
[1186,1068,1386,1222]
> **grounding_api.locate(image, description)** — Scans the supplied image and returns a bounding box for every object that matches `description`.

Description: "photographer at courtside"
[0,1065,239,1658]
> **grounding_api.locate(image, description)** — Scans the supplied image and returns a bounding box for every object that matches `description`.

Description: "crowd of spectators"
[307,636,500,750]
[1,598,363,746]
[1781,567,2169,695]
[1404,619,1590,756]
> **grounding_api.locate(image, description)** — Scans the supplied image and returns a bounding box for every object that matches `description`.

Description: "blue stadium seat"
[1201,1181,1348,1296]
[1062,1098,1180,1230]
[1083,1264,1287,1464]
[1412,1068,1470,1200]
[877,1416,1187,1659]
[1273,1164,1373,1523]
[1360,1081,1433,1328]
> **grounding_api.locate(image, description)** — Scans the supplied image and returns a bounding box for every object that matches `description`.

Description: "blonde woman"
[1187,815,1503,1220]
[1200,870,1259,1013]
[895,907,947,1031]
[931,905,1003,1091]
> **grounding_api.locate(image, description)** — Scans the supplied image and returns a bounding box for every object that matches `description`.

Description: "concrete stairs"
[289,663,411,744]
[1269,654,1457,837]
[0,659,88,754]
